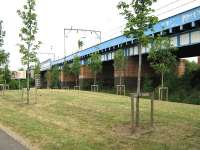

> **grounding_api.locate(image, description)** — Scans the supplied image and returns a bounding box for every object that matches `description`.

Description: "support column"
[198,57,200,65]
[79,65,93,89]
[177,59,186,77]
[61,71,76,88]
[114,55,153,91]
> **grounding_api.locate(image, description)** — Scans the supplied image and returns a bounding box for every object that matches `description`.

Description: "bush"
[163,61,200,105]
[143,75,154,92]
[9,79,27,90]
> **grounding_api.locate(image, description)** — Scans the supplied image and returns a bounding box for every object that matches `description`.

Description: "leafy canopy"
[88,52,102,75]
[71,56,81,77]
[0,21,9,67]
[63,61,71,75]
[117,0,158,46]
[148,36,177,74]
[114,49,126,70]
[34,62,40,75]
[50,65,60,88]
[17,0,41,65]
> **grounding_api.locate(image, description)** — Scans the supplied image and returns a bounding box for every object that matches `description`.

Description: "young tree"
[71,56,81,86]
[50,65,60,89]
[118,0,158,127]
[62,61,71,87]
[148,36,177,89]
[0,21,9,68]
[0,21,10,84]
[45,70,51,89]
[17,0,41,104]
[88,52,102,85]
[63,61,71,76]
[3,65,11,84]
[34,62,40,76]
[34,62,40,88]
[114,49,126,86]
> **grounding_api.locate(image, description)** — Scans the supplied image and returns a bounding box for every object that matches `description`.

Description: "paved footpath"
[0,129,28,150]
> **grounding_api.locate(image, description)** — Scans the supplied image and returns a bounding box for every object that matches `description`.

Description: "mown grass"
[0,89,200,150]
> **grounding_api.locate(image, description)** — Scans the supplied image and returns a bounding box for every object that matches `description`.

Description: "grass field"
[0,89,200,150]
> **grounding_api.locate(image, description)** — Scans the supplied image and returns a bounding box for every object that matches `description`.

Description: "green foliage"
[88,52,102,84]
[118,0,159,105]
[71,56,80,78]
[17,0,41,66]
[0,20,6,47]
[143,75,154,92]
[63,61,71,76]
[161,61,200,105]
[117,0,158,46]
[3,65,11,83]
[114,49,126,70]
[114,49,127,85]
[148,36,177,75]
[0,21,9,67]
[45,70,51,88]
[9,80,19,89]
[34,63,40,76]
[17,0,41,102]
[0,50,9,67]
[9,79,27,90]
[50,66,60,88]
[148,36,177,87]
[71,56,81,86]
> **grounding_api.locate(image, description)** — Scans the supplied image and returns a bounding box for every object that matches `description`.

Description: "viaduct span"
[40,6,200,90]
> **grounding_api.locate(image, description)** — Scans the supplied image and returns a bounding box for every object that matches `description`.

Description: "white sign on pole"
[11,71,26,80]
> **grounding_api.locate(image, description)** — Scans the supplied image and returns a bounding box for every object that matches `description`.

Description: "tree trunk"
[120,70,122,86]
[120,70,122,95]
[27,65,30,104]
[27,43,30,104]
[161,71,164,100]
[150,91,154,126]
[136,44,142,127]
[94,72,96,85]
[161,71,164,88]
[76,76,78,86]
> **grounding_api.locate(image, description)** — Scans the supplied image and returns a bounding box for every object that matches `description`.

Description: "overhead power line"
[155,0,182,11]
[155,0,197,16]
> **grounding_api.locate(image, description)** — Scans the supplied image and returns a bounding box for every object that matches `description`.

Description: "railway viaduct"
[40,6,200,91]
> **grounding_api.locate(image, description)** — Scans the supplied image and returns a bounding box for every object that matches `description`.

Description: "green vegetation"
[148,36,177,88]
[0,21,10,84]
[50,65,60,89]
[88,52,102,85]
[114,49,126,86]
[165,61,200,104]
[63,61,71,76]
[17,0,41,103]
[0,90,199,150]
[71,56,81,86]
[118,0,159,127]
[142,61,200,105]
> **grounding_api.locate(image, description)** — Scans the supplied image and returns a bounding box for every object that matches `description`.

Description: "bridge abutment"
[177,59,186,77]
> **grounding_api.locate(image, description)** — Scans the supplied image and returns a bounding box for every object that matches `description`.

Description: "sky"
[0,0,200,70]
